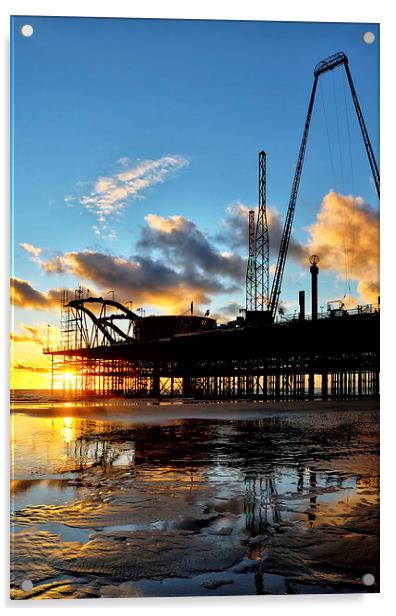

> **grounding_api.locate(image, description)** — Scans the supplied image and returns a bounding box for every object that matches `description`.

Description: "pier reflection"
[67,437,135,471]
[11,405,379,597]
[244,475,282,536]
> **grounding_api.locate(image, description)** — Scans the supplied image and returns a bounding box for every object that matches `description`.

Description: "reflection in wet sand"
[10,402,379,599]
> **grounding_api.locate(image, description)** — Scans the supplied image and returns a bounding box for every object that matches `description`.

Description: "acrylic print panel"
[10,16,379,599]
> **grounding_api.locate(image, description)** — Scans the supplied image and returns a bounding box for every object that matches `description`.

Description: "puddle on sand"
[10,403,379,599]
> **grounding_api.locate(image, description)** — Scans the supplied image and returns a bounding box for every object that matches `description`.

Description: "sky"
[10,16,380,387]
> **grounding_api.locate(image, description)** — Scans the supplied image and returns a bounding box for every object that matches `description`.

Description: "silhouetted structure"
[44,290,379,400]
[309,255,320,321]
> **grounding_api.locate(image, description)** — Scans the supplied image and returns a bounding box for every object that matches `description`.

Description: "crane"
[268,51,380,320]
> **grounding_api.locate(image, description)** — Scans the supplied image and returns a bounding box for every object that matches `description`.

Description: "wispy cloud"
[68,155,189,238]
[13,363,49,374]
[11,325,44,345]
[19,243,42,260]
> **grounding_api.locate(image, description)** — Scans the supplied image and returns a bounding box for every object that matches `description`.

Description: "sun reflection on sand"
[62,417,74,443]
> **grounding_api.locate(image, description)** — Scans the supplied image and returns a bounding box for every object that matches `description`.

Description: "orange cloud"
[10,278,65,310]
[10,325,43,345]
[13,363,49,374]
[145,213,185,234]
[305,191,379,304]
[39,224,243,314]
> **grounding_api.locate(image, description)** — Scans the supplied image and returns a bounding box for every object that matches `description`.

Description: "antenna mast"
[246,210,256,311]
[255,151,270,310]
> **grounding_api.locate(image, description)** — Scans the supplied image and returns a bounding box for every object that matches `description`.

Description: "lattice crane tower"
[255,151,270,310]
[245,209,256,311]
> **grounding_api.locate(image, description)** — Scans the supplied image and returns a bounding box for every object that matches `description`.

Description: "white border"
[1,1,395,614]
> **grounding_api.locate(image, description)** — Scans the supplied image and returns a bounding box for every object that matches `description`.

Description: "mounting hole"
[21,24,34,37]
[362,31,375,44]
[362,573,375,586]
[20,579,34,592]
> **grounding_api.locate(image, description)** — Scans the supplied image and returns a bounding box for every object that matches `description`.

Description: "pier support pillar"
[183,374,191,397]
[357,370,363,399]
[372,371,379,398]
[263,373,268,401]
[321,371,328,400]
[275,370,281,401]
[152,363,160,398]
[308,372,315,400]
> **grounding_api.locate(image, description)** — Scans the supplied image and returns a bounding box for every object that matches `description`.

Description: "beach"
[10,396,379,599]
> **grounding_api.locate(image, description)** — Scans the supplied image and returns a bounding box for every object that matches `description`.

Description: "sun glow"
[52,370,78,390]
[63,371,75,383]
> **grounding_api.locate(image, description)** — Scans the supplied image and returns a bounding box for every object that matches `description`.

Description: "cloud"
[216,202,305,260]
[216,194,379,305]
[216,202,250,249]
[11,325,44,345]
[72,155,189,237]
[10,322,62,390]
[20,243,42,259]
[138,213,246,282]
[40,255,67,274]
[17,189,379,318]
[40,249,236,314]
[11,277,65,310]
[266,207,306,261]
[38,211,247,313]
[305,191,379,304]
[212,300,243,323]
[13,363,49,374]
[117,157,130,167]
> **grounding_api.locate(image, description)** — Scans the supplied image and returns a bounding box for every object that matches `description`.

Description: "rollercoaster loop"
[67,296,139,346]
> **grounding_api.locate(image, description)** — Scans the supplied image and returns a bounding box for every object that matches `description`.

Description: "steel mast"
[245,209,256,311]
[255,151,270,310]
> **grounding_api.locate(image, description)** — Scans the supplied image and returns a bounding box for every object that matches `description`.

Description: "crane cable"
[333,69,352,300]
[332,69,345,193]
[319,79,337,190]
[342,70,355,197]
[321,72,352,302]
[342,69,355,299]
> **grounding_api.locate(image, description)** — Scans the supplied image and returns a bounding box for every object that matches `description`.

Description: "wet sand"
[10,398,379,599]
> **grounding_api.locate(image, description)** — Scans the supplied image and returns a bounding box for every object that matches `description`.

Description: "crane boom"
[344,61,380,198]
[269,51,380,318]
[269,74,318,318]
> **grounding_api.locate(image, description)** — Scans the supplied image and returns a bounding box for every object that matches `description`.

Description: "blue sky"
[11,16,379,332]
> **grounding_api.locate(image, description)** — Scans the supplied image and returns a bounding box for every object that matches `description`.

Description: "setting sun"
[63,372,75,382]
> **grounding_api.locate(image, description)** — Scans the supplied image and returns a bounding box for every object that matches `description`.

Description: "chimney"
[309,255,320,321]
